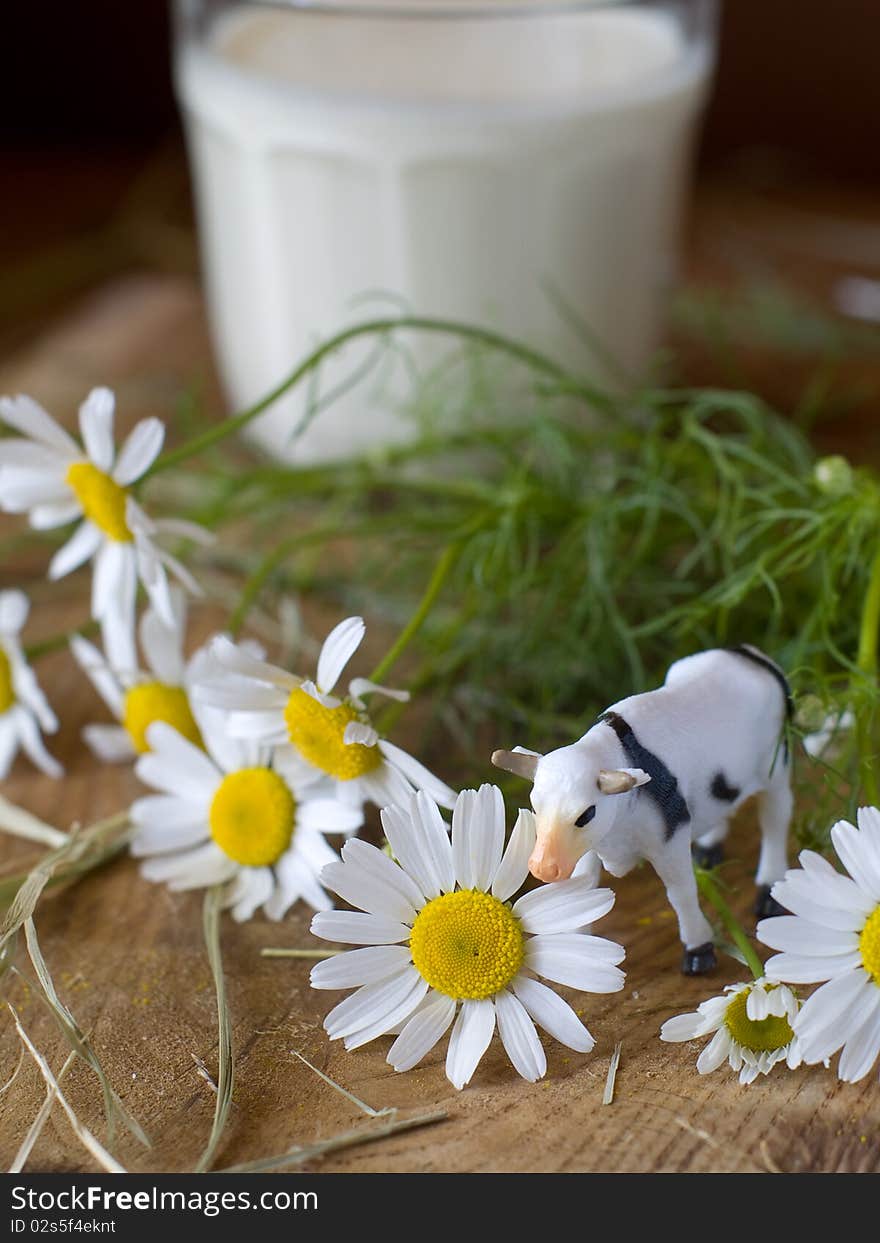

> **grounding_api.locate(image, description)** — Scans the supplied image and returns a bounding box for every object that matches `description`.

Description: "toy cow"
[492,645,792,974]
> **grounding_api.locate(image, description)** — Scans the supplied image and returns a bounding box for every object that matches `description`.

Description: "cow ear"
[491,747,541,781]
[597,767,651,795]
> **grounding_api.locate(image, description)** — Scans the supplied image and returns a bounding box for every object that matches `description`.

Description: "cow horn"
[597,767,650,795]
[491,749,541,782]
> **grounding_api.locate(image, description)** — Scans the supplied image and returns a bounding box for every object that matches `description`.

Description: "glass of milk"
[174,0,718,462]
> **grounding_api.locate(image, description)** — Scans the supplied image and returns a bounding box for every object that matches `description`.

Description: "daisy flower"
[660,977,802,1085]
[197,615,456,812]
[0,387,209,668]
[0,590,62,779]
[309,784,625,1090]
[130,716,364,920]
[70,589,206,763]
[758,807,880,1083]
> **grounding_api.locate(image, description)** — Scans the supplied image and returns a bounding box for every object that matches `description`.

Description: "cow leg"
[692,821,728,870]
[649,835,716,974]
[754,773,792,918]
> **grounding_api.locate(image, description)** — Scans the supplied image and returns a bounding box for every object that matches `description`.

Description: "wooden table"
[1,182,879,1171]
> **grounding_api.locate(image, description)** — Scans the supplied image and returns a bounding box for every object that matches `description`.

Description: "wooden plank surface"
[0,270,878,1174]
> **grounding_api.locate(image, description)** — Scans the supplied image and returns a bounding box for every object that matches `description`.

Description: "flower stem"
[855,534,880,805]
[368,542,462,686]
[142,316,578,482]
[694,867,765,981]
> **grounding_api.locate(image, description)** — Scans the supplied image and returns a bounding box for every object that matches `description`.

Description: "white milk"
[176,2,714,461]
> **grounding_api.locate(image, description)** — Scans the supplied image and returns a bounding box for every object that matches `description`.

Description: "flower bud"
[813,455,854,497]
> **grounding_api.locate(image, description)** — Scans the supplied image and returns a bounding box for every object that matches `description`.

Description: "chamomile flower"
[198,616,456,812]
[0,590,62,779]
[660,977,802,1085]
[310,784,624,1090]
[130,717,363,920]
[70,589,205,763]
[0,388,209,669]
[758,807,880,1083]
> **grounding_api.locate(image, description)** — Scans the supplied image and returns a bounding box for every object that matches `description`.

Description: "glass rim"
[210,0,698,21]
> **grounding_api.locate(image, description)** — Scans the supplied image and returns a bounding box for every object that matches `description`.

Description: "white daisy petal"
[525,933,626,993]
[0,394,79,455]
[225,868,274,922]
[387,992,457,1072]
[0,717,19,778]
[0,440,70,473]
[837,991,880,1083]
[323,965,422,1040]
[343,720,378,748]
[855,805,880,850]
[130,821,208,856]
[445,999,496,1090]
[12,706,63,778]
[359,762,415,814]
[141,842,236,890]
[152,517,214,544]
[136,725,220,801]
[495,989,546,1082]
[763,950,863,984]
[756,916,859,957]
[794,969,876,1061]
[512,975,595,1053]
[139,591,186,683]
[29,499,82,529]
[340,838,425,911]
[746,986,770,1021]
[78,387,115,471]
[660,1011,708,1042]
[2,470,74,511]
[130,793,207,832]
[112,417,165,485]
[377,739,456,809]
[70,635,125,716]
[381,792,454,900]
[296,798,363,835]
[47,521,102,581]
[316,616,365,696]
[210,634,298,690]
[310,909,411,945]
[82,723,134,763]
[831,816,880,901]
[320,859,417,925]
[348,677,409,704]
[768,883,868,932]
[0,590,28,635]
[310,945,413,990]
[696,1027,731,1074]
[512,880,616,935]
[451,784,505,891]
[343,975,430,1051]
[492,809,537,902]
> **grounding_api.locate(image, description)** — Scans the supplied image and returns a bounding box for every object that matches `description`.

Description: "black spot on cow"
[710,771,740,803]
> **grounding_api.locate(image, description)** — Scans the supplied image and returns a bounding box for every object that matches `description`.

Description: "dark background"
[3,1,878,178]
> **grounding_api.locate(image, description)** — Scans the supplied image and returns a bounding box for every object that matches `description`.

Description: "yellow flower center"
[66,461,131,542]
[409,889,525,1001]
[724,987,794,1054]
[123,683,203,755]
[209,767,295,867]
[283,686,381,781]
[0,649,14,713]
[859,906,880,985]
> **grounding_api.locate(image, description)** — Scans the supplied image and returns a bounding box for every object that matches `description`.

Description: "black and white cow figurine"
[492,645,793,974]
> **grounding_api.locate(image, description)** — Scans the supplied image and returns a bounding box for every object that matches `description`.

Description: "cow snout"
[528,839,577,883]
[529,853,563,882]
